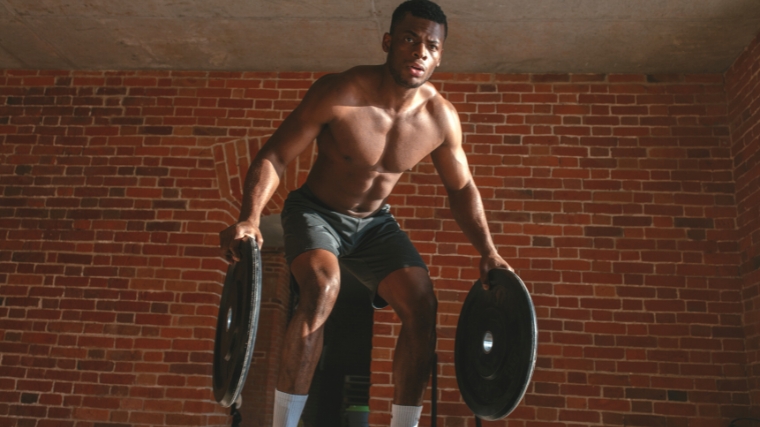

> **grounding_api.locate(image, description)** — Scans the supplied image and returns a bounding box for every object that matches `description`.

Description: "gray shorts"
[281,185,428,308]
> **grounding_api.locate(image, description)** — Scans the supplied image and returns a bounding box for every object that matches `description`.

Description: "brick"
[585,226,623,237]
[138,126,173,135]
[674,217,714,228]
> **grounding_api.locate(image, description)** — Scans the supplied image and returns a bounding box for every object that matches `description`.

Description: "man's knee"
[299,273,339,308]
[290,250,341,330]
[416,288,438,323]
[399,290,437,353]
[399,283,438,331]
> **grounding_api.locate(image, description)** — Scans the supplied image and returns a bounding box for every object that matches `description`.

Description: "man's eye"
[405,37,414,42]
[429,45,438,51]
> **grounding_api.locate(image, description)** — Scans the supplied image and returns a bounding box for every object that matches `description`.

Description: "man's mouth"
[409,64,425,77]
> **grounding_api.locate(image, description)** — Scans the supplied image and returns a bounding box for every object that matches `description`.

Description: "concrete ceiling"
[0,0,759,74]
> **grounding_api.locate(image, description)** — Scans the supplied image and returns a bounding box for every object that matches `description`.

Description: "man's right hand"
[219,220,263,263]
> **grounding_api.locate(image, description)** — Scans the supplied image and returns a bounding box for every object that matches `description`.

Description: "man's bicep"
[431,138,472,192]
[264,108,324,164]
[258,77,335,167]
[431,103,472,191]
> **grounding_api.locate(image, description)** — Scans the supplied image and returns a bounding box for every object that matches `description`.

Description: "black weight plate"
[455,269,538,420]
[213,239,262,407]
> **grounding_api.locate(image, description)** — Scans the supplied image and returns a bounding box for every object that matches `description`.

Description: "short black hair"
[390,0,448,39]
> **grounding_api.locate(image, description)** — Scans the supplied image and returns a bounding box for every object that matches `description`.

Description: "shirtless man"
[219,1,511,426]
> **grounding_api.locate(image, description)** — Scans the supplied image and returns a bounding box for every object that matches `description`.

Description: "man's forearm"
[447,180,498,257]
[238,155,282,223]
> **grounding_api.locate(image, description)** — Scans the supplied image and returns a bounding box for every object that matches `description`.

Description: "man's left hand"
[479,253,513,290]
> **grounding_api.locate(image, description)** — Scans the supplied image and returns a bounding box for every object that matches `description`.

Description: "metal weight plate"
[213,239,262,407]
[454,269,538,420]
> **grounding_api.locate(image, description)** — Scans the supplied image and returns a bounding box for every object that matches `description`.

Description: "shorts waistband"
[295,184,335,211]
[294,185,391,218]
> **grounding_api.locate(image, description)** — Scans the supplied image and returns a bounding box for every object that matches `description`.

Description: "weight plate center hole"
[226,308,233,331]
[482,331,494,354]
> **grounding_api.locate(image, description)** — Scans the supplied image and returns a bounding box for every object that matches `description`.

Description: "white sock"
[390,404,423,427]
[272,389,308,427]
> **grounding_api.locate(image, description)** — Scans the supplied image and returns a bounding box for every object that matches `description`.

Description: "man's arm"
[220,75,337,261]
[430,100,511,286]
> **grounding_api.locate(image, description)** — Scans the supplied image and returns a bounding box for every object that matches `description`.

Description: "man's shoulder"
[303,66,380,109]
[420,83,459,129]
[422,84,454,111]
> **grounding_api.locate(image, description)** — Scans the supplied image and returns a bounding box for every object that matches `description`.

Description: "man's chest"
[324,107,443,172]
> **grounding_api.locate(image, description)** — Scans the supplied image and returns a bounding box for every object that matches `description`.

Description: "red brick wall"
[0,70,243,427]
[0,68,755,427]
[726,32,760,416]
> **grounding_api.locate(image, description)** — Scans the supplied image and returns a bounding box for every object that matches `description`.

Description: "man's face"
[383,13,445,89]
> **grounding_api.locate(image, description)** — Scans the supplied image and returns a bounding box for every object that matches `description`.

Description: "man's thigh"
[281,194,342,265]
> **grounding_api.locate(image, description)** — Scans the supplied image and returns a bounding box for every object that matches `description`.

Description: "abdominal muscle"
[304,153,404,218]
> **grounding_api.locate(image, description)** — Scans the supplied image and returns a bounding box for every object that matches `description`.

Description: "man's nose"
[413,43,427,60]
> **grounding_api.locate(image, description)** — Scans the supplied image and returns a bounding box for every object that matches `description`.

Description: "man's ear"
[382,32,391,53]
[436,46,444,67]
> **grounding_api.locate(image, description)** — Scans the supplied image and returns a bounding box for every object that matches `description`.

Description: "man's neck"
[376,64,425,112]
